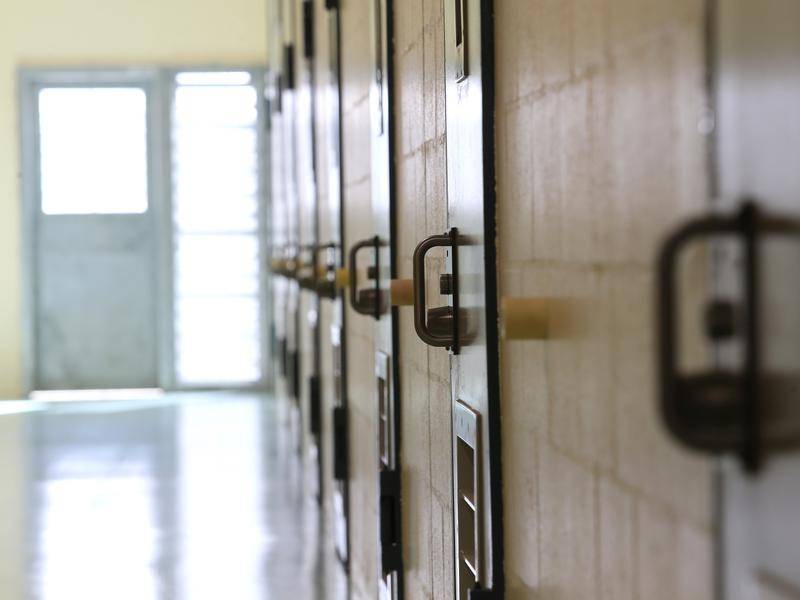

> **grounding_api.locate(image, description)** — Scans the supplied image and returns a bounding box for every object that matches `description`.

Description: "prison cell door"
[268,64,290,396]
[268,141,294,404]
[410,1,504,598]
[295,0,323,503]
[322,0,351,568]
[370,1,404,598]
[270,75,300,430]
[27,77,159,390]
[657,1,800,597]
[715,1,800,596]
[280,0,303,450]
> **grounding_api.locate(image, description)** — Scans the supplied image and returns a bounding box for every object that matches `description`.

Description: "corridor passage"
[1,393,346,600]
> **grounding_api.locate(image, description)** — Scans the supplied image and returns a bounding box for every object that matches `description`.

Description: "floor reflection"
[14,392,345,600]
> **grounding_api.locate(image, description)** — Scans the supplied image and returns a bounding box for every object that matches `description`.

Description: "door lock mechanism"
[314,243,340,299]
[389,278,414,306]
[658,201,800,472]
[412,228,460,352]
[297,244,319,290]
[269,246,298,279]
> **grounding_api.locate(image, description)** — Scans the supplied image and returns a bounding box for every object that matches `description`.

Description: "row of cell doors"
[21,69,270,393]
[267,0,800,598]
[265,1,510,598]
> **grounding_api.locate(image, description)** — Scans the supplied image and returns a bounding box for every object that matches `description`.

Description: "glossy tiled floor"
[0,393,346,600]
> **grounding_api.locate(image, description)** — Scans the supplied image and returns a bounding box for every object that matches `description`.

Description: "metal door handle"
[658,209,745,459]
[412,229,459,350]
[658,201,800,471]
[348,236,381,318]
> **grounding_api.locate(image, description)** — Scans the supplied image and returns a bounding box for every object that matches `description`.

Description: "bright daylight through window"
[38,88,148,215]
[171,72,264,386]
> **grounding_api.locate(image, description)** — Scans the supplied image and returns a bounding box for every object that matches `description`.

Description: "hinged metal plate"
[379,468,402,574]
[333,405,348,481]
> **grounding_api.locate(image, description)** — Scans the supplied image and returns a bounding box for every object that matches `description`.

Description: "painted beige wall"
[0,0,267,397]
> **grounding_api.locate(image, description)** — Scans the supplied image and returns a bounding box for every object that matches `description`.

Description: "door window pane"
[171,73,264,386]
[38,88,148,215]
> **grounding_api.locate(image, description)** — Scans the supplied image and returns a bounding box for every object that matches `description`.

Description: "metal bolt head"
[705,299,737,340]
[439,274,454,295]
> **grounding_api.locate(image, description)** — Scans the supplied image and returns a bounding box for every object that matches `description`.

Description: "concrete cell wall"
[495,0,714,598]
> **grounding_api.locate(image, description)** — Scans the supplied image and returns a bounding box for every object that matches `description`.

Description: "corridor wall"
[495,1,713,597]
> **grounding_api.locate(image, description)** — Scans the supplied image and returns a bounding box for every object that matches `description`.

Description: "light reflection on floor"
[4,392,346,600]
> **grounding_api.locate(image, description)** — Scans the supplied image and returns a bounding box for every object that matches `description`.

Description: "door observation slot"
[309,374,321,436]
[378,374,389,465]
[270,323,278,366]
[283,44,295,90]
[279,336,288,376]
[348,236,384,319]
[454,401,480,600]
[376,351,392,468]
[454,0,467,81]
[333,405,348,480]
[287,350,300,403]
[332,325,343,404]
[658,201,800,472]
[274,73,284,114]
[380,469,402,575]
[412,228,460,352]
[376,350,402,596]
[373,0,385,135]
[302,0,314,60]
